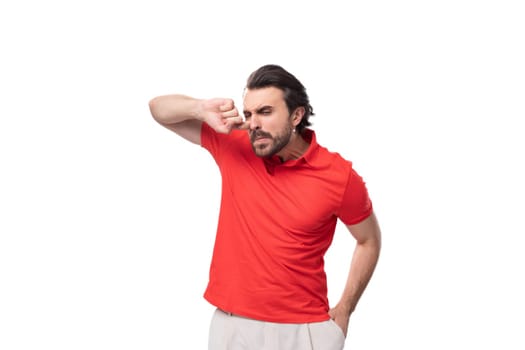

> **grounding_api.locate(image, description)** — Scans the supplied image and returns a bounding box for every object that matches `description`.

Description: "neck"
[276,132,310,162]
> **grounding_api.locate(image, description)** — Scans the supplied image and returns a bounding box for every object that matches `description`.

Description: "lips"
[250,131,272,143]
[253,134,270,142]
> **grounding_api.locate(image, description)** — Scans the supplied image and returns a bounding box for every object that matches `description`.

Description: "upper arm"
[148,94,203,145]
[346,211,382,246]
[158,119,203,145]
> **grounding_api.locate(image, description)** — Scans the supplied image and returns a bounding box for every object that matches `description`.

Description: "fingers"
[220,100,243,128]
[221,108,239,119]
[234,121,250,130]
[225,116,244,129]
[218,99,240,119]
[219,99,234,112]
[205,98,247,134]
[214,117,244,135]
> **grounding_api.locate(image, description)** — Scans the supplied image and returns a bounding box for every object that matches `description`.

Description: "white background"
[1,1,524,349]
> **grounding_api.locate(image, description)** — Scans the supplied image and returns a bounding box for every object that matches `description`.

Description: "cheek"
[263,116,289,133]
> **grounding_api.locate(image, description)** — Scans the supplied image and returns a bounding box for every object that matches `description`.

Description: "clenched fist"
[199,98,247,134]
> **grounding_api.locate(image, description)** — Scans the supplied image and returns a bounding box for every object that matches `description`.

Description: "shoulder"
[313,142,353,173]
[202,123,250,152]
[303,130,352,168]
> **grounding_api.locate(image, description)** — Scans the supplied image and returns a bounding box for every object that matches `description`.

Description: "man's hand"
[199,98,245,134]
[328,304,351,338]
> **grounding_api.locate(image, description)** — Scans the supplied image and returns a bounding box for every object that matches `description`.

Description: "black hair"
[246,64,314,134]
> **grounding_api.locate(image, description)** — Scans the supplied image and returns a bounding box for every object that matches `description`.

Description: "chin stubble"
[250,126,293,158]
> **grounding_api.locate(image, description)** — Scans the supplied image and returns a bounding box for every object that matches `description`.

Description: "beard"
[249,124,293,158]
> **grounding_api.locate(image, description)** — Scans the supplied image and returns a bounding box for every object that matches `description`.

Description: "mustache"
[250,130,272,142]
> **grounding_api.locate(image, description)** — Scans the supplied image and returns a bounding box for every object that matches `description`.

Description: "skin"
[149,87,382,337]
[242,87,309,161]
[329,212,381,337]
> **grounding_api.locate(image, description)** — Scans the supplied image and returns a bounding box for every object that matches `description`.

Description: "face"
[243,87,296,158]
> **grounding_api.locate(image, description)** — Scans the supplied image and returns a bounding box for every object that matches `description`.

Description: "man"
[149,64,381,350]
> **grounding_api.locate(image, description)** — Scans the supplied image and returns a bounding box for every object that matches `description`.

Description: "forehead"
[243,87,286,111]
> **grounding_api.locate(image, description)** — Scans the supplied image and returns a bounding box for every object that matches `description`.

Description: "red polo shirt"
[200,123,372,323]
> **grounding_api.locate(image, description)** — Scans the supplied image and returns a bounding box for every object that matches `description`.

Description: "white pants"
[208,309,346,350]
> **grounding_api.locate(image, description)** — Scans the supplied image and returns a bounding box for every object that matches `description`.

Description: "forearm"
[149,94,203,125]
[338,237,381,315]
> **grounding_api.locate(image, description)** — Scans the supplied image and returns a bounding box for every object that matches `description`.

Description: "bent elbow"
[149,97,163,123]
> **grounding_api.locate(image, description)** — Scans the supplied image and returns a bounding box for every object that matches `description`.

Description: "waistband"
[217,308,251,320]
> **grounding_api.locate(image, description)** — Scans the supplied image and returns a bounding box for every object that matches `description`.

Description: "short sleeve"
[336,167,373,225]
[200,122,247,165]
[201,122,220,158]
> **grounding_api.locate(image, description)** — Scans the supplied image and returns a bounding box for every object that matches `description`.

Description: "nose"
[249,115,261,130]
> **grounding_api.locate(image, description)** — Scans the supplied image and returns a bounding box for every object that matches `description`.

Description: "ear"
[291,107,305,127]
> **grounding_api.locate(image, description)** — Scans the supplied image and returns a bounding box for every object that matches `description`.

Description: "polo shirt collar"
[263,129,318,173]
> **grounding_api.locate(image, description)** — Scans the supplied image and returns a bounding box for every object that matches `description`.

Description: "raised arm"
[329,211,382,337]
[148,94,244,145]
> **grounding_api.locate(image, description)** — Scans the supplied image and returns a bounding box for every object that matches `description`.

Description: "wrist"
[337,299,355,316]
[192,99,206,122]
